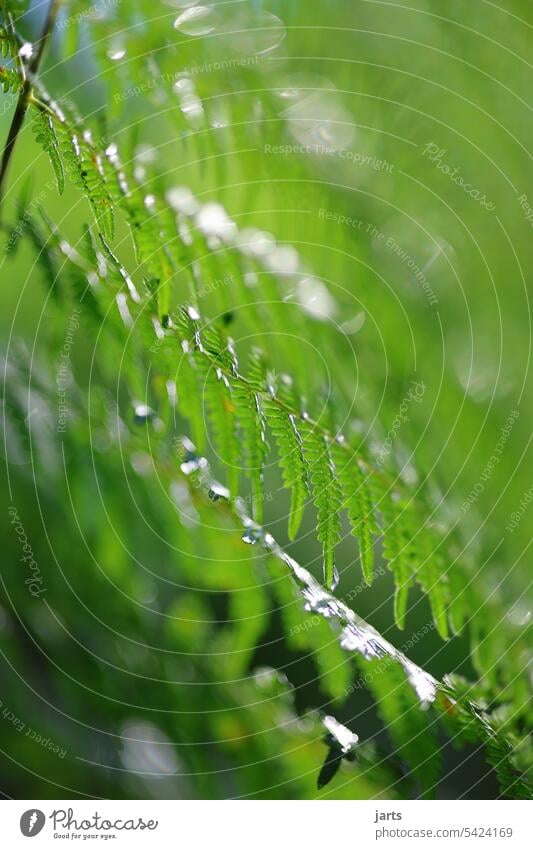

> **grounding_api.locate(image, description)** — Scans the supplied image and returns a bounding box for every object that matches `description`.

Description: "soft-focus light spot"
[174,5,285,55]
[264,245,299,274]
[237,228,276,258]
[340,311,366,335]
[174,5,214,36]
[120,722,179,776]
[130,452,153,477]
[297,277,336,319]
[196,202,236,241]
[507,603,531,626]
[19,42,33,60]
[135,144,158,165]
[280,82,355,152]
[167,186,199,216]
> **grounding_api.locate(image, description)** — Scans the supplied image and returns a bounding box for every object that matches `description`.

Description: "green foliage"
[31,107,64,193]
[361,657,442,799]
[0,0,531,802]
[330,441,379,586]
[301,425,343,590]
[262,399,309,540]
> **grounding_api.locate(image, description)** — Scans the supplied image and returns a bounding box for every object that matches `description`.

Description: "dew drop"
[208,482,229,502]
[107,42,126,61]
[19,42,33,60]
[242,528,262,545]
[323,715,359,755]
[330,564,340,591]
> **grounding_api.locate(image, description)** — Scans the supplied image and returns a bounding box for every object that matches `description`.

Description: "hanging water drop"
[242,527,262,545]
[208,482,229,502]
[329,563,340,591]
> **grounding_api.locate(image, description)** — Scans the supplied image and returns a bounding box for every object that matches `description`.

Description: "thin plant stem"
[0,0,60,212]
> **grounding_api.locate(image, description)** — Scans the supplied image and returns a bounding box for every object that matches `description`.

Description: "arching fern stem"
[0,0,60,208]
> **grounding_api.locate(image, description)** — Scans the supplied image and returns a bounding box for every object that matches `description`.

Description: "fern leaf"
[180,321,241,499]
[417,527,450,640]
[124,190,174,321]
[263,400,309,540]
[301,426,343,589]
[32,108,64,194]
[176,353,206,453]
[56,125,114,239]
[437,679,532,799]
[0,62,22,93]
[371,481,413,629]
[233,384,268,523]
[330,440,379,585]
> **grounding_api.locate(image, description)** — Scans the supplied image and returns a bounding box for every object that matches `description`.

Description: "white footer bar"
[1,799,530,848]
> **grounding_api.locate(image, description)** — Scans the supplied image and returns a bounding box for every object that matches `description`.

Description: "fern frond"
[0,61,21,93]
[53,121,114,239]
[301,425,343,590]
[330,440,379,585]
[233,385,268,523]
[31,107,64,194]
[262,399,309,540]
[371,481,414,630]
[437,679,532,799]
[9,69,518,644]
[123,190,175,321]
[179,319,241,499]
[416,526,450,640]
[18,209,532,794]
